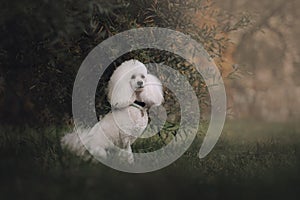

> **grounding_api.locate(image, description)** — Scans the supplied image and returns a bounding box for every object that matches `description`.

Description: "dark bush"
[0,0,248,125]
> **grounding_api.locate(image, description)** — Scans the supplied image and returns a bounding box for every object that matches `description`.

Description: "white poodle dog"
[61,59,164,163]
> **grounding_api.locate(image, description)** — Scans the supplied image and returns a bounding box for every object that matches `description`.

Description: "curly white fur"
[61,59,164,163]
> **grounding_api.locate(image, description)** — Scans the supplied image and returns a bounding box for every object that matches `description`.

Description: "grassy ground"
[1,120,300,200]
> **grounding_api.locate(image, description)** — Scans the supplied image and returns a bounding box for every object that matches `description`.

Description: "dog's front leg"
[126,144,134,164]
[119,134,135,164]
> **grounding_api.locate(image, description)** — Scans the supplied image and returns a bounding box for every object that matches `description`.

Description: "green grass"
[1,120,300,200]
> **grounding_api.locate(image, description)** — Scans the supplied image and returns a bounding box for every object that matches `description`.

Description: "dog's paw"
[117,150,134,164]
[89,147,108,160]
[127,153,134,164]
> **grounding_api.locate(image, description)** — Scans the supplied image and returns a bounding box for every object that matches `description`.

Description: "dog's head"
[130,72,146,92]
[107,59,164,109]
[108,60,147,109]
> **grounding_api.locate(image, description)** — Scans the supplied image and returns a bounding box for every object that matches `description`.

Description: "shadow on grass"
[0,120,300,200]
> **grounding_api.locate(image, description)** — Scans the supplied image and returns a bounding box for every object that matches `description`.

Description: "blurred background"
[1,0,299,124]
[217,0,300,122]
[1,0,300,199]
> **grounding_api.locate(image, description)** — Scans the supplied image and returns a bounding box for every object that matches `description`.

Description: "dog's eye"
[141,75,145,79]
[131,75,136,79]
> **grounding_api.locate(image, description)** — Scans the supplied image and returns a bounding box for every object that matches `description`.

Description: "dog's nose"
[137,81,143,86]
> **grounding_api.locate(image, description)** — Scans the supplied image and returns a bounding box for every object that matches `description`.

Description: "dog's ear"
[140,74,164,107]
[108,78,135,109]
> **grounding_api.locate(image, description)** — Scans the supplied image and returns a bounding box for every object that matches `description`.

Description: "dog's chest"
[128,108,148,129]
